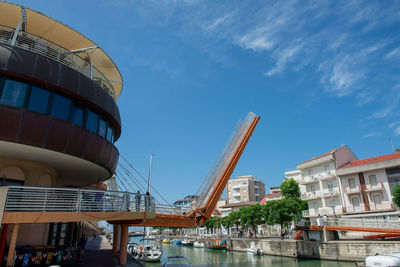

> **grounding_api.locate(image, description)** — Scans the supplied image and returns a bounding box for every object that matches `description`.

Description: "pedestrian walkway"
[71,236,143,267]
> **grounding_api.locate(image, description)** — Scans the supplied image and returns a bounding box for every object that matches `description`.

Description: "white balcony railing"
[344,205,365,213]
[365,182,384,191]
[301,191,321,200]
[4,186,155,213]
[0,25,116,101]
[343,185,361,194]
[368,202,393,211]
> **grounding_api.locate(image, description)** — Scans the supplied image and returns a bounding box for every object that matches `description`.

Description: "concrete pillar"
[112,224,120,255]
[119,224,129,265]
[0,224,9,266]
[6,223,19,267]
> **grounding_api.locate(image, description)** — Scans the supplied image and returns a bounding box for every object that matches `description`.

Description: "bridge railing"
[4,186,155,213]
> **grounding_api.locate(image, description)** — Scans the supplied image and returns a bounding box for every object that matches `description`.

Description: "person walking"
[145,192,150,212]
[135,190,141,211]
[77,234,87,263]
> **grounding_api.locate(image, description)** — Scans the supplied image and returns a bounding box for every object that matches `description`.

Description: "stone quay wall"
[169,236,400,262]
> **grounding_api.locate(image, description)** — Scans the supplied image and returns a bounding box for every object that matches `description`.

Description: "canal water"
[129,237,354,267]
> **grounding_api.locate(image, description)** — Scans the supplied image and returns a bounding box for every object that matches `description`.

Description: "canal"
[129,237,355,267]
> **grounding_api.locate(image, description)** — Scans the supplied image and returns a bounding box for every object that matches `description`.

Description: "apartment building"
[336,151,400,220]
[260,186,282,204]
[226,175,266,204]
[297,146,358,218]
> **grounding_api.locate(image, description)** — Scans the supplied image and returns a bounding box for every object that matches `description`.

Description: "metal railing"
[325,218,400,230]
[4,186,155,213]
[0,25,116,101]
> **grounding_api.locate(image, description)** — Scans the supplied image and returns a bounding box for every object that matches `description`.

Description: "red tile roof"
[260,196,267,204]
[266,192,281,197]
[339,152,400,169]
[260,193,281,204]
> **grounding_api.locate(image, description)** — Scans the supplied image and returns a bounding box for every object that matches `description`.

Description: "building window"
[324,165,329,171]
[243,182,247,185]
[106,125,113,142]
[86,109,99,134]
[369,175,377,186]
[372,194,382,205]
[0,79,28,108]
[50,93,71,121]
[348,178,356,189]
[98,118,107,138]
[351,196,360,207]
[70,102,84,127]
[27,86,50,114]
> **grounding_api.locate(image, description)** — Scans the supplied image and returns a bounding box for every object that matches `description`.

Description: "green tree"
[264,198,300,238]
[280,178,301,199]
[238,204,263,238]
[392,185,400,207]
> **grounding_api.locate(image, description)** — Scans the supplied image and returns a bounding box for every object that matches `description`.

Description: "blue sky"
[13,0,400,203]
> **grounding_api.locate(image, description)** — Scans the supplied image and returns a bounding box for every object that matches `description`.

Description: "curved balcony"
[0,25,116,101]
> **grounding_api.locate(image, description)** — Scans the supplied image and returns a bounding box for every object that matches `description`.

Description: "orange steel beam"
[199,116,260,224]
[109,214,197,228]
[293,230,303,240]
[326,226,400,234]
[364,233,400,239]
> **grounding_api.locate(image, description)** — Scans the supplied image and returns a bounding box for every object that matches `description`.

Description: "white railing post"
[77,189,81,212]
[43,188,48,211]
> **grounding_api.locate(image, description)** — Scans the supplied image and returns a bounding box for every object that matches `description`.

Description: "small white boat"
[181,239,194,246]
[193,241,204,248]
[246,248,263,256]
[127,242,140,259]
[247,241,262,255]
[162,256,192,267]
[363,252,400,267]
[138,238,162,262]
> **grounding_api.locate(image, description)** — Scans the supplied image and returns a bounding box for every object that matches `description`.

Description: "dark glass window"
[99,119,107,137]
[27,86,50,114]
[0,80,28,107]
[50,93,71,121]
[106,125,113,142]
[70,102,84,127]
[86,109,99,133]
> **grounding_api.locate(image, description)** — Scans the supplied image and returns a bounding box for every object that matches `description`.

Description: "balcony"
[301,191,322,201]
[321,189,340,198]
[318,171,335,180]
[1,186,156,224]
[369,202,394,211]
[365,182,384,192]
[300,176,319,185]
[0,25,116,101]
[343,185,361,194]
[344,205,366,213]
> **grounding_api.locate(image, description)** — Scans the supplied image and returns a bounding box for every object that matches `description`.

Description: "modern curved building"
[0,2,146,266]
[0,2,122,188]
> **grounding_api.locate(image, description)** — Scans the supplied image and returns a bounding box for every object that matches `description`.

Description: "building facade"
[226,175,265,204]
[337,152,400,219]
[297,146,358,218]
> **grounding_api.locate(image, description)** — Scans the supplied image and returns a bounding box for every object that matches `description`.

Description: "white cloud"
[202,13,233,32]
[362,132,381,138]
[394,126,400,136]
[266,42,303,76]
[369,107,394,119]
[386,47,400,59]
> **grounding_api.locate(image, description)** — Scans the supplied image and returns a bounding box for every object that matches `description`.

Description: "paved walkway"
[70,236,143,267]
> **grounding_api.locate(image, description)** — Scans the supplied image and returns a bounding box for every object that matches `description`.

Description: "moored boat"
[138,238,162,262]
[193,241,204,248]
[357,252,400,267]
[162,239,170,244]
[181,240,194,246]
[172,240,182,245]
[205,240,226,250]
[246,248,263,256]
